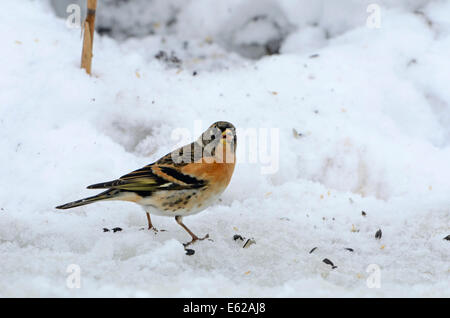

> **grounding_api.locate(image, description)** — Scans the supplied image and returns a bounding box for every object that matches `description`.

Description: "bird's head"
[198,121,237,162]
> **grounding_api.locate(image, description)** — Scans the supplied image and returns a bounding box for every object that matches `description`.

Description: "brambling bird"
[56,121,237,246]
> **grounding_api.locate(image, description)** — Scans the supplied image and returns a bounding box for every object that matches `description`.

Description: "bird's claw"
[183,233,210,247]
[148,226,158,233]
[148,227,167,234]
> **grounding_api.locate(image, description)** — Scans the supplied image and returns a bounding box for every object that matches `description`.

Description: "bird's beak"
[221,132,227,145]
[221,131,233,145]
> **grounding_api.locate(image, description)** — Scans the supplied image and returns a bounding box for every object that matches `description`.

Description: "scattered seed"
[243,238,256,248]
[375,229,382,239]
[112,227,122,233]
[154,50,182,67]
[344,248,354,252]
[309,247,317,254]
[443,235,450,241]
[309,54,319,58]
[103,228,110,232]
[185,249,195,256]
[407,58,417,67]
[292,128,303,139]
[233,235,255,248]
[322,258,337,269]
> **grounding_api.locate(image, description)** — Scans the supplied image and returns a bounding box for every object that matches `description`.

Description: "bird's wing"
[87,141,208,191]
[86,162,206,191]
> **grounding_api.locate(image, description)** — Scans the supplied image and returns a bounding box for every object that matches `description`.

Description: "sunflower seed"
[243,238,256,248]
[293,128,303,139]
[323,258,337,269]
[309,247,318,254]
[375,229,382,239]
[185,249,195,256]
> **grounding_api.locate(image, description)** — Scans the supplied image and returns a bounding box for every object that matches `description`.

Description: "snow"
[0,0,449,297]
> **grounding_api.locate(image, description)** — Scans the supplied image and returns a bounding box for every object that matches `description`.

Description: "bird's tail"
[55,189,121,210]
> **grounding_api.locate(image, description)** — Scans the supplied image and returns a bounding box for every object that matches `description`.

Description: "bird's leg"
[175,216,209,247]
[146,212,158,232]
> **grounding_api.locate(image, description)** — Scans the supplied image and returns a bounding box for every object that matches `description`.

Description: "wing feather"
[87,141,207,191]
[86,163,206,191]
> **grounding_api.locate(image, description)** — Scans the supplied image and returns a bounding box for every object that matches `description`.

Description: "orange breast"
[181,159,235,191]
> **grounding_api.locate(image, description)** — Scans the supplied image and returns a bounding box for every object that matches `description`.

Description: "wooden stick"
[81,0,97,75]
[81,21,92,74]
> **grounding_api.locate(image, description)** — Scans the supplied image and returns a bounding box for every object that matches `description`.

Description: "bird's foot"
[148,226,158,233]
[148,226,167,234]
[150,228,158,234]
[183,233,209,247]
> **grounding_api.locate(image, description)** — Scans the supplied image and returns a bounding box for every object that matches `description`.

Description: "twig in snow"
[81,0,97,75]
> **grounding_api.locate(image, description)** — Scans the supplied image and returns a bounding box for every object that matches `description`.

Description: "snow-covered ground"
[0,0,449,297]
